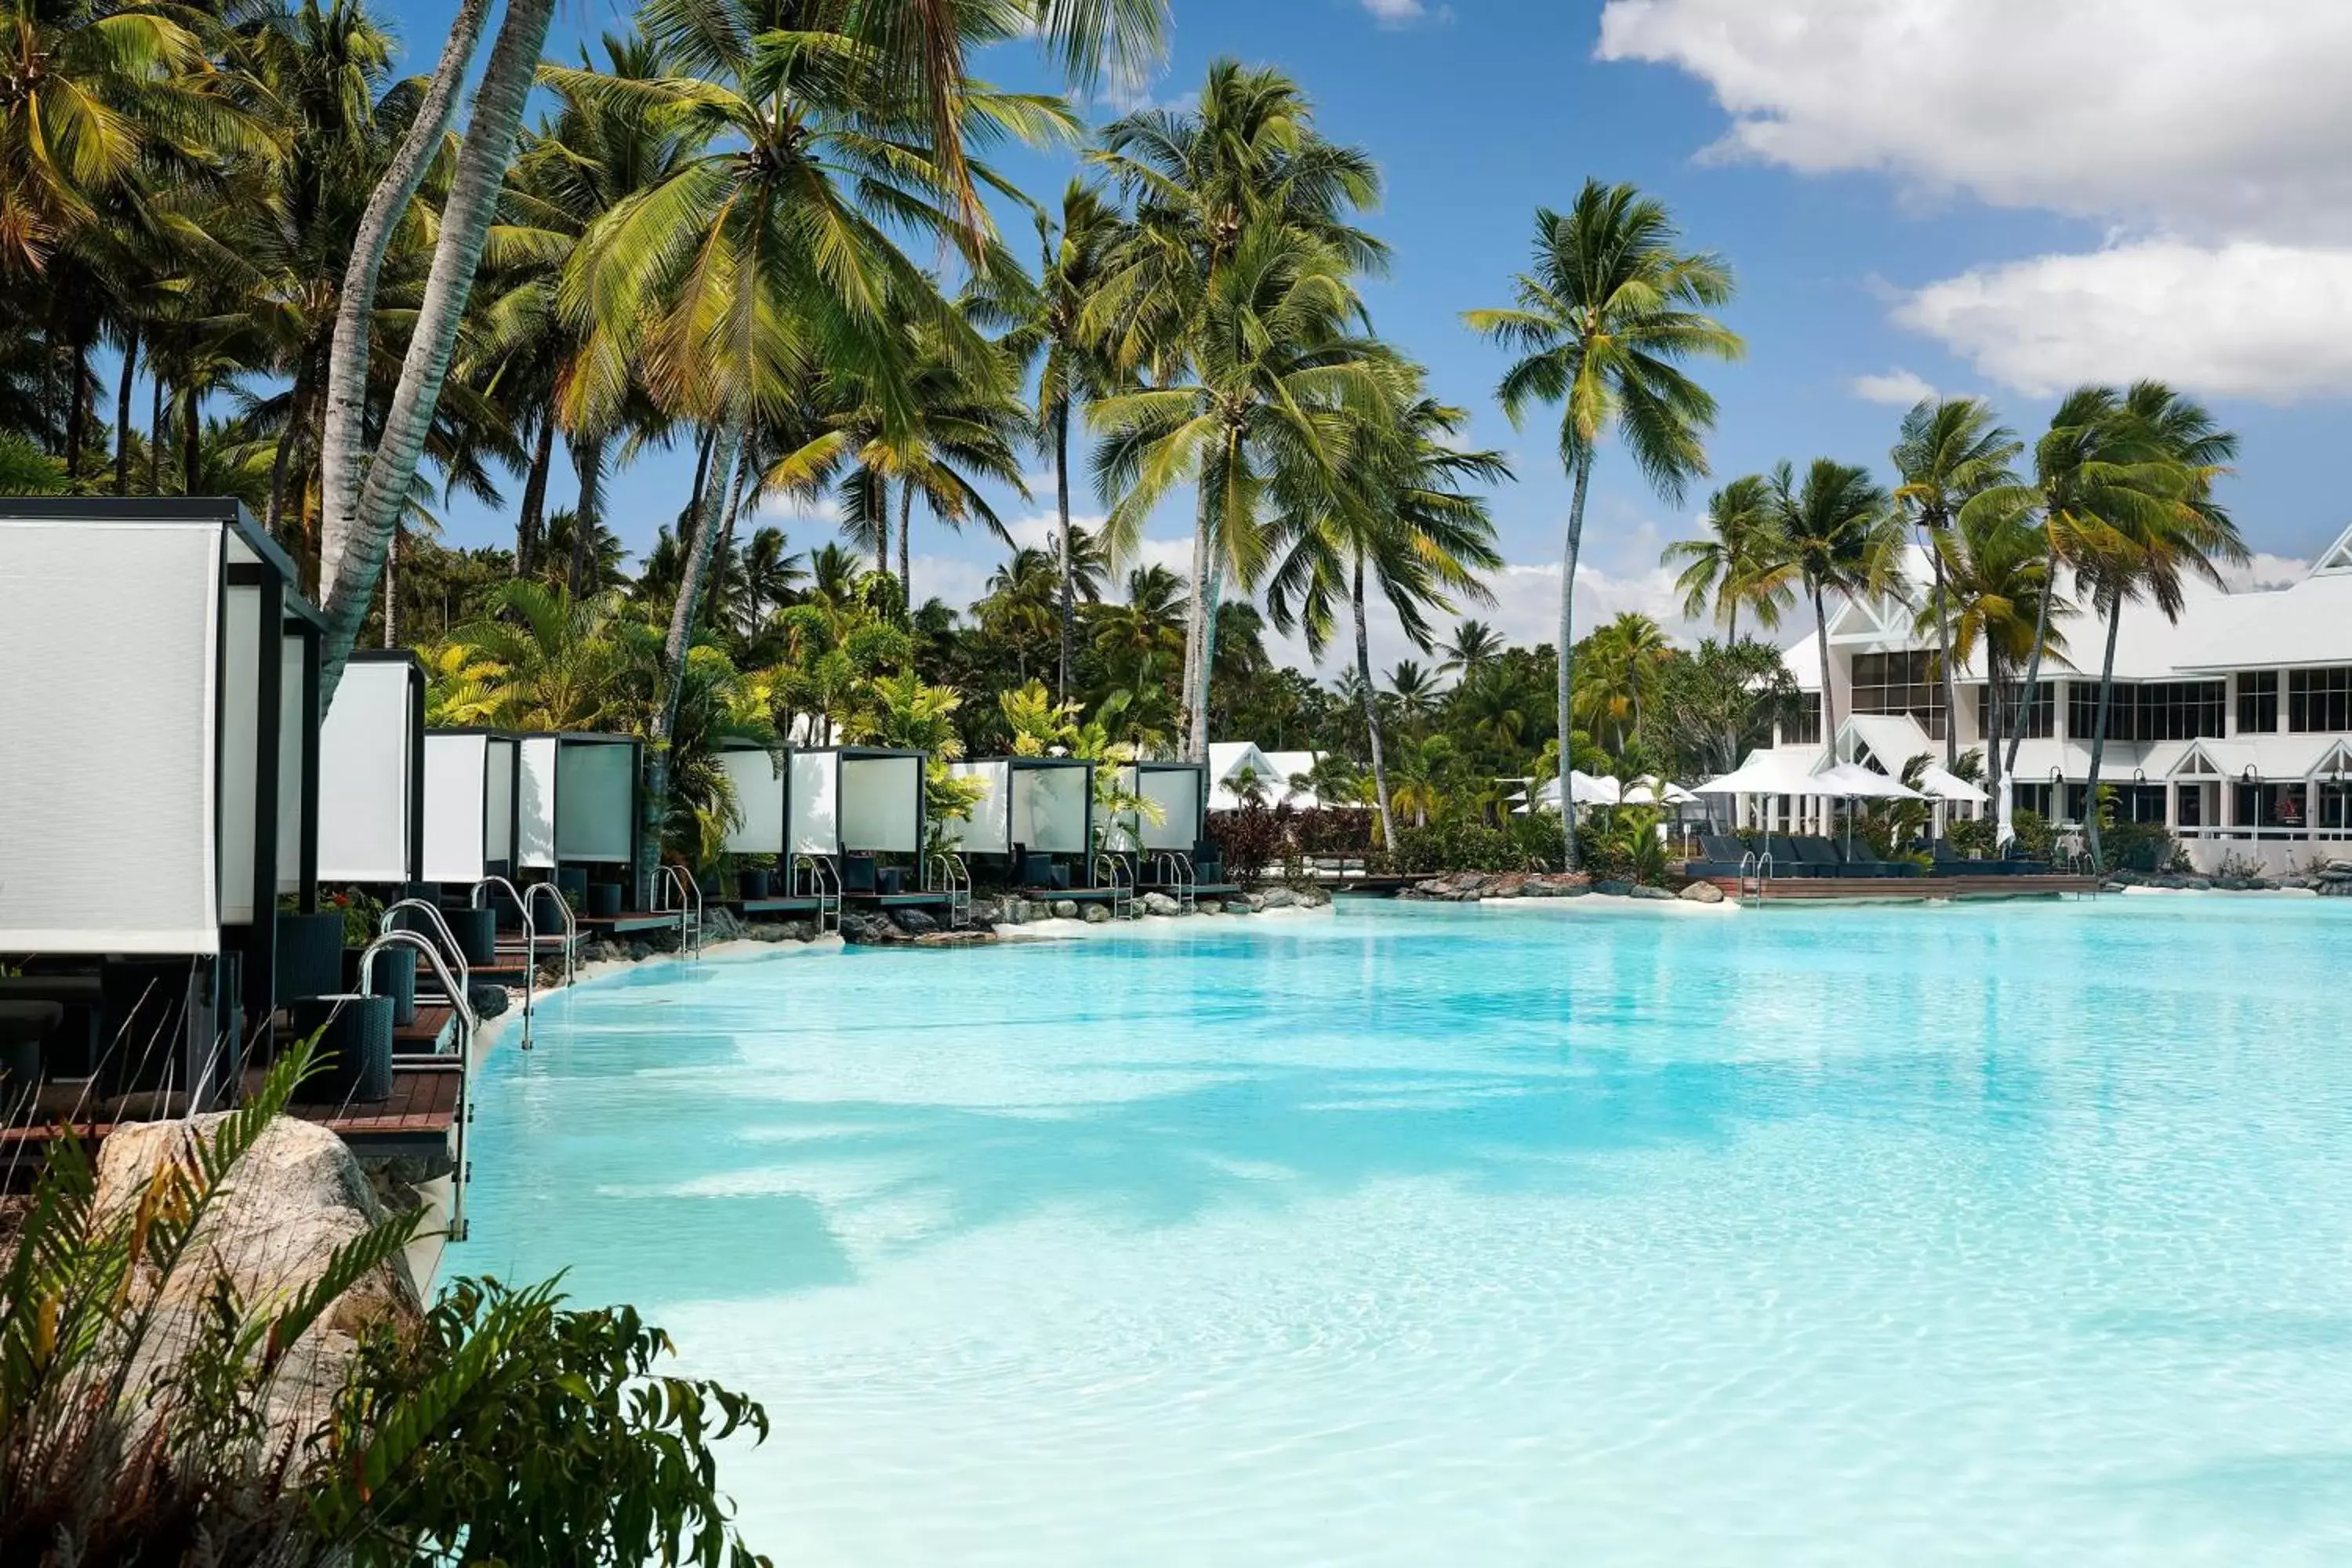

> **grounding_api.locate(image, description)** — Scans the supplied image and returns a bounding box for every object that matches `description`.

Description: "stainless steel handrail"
[521,881,577,991]
[792,853,840,932]
[357,930,477,1242]
[379,898,470,996]
[470,877,535,1047]
[1092,852,1134,920]
[652,864,703,956]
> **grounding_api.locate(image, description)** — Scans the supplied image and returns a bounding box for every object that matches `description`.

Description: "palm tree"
[2081,383,2245,869]
[1262,387,1505,850]
[1965,385,2181,782]
[1388,661,1441,732]
[1091,218,1388,761]
[1578,611,1673,749]
[1090,59,1386,760]
[735,525,804,638]
[1927,503,2070,809]
[1890,397,2020,768]
[1664,473,1791,642]
[1768,458,1904,743]
[1467,180,1741,869]
[1438,619,1503,681]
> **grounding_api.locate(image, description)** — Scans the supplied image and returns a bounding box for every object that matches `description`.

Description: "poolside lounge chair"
[1765,836,1825,877]
[1791,837,1853,877]
[1682,834,1751,879]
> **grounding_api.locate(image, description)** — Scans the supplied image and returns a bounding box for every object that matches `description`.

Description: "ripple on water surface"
[463,897,2352,1566]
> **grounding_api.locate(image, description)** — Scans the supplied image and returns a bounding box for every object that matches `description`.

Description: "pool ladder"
[653,865,704,957]
[926,851,973,929]
[469,876,537,1047]
[1737,851,1774,908]
[1151,850,1197,913]
[1093,852,1135,920]
[354,931,478,1242]
[793,854,842,934]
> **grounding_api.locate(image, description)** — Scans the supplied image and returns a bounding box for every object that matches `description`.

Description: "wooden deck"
[577,910,688,935]
[1703,873,2104,902]
[1,1060,463,1167]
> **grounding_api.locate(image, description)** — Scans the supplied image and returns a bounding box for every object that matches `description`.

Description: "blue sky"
[386,0,2352,670]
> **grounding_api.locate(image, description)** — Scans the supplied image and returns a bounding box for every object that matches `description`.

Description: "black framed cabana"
[319,650,425,889]
[513,731,644,894]
[422,728,521,887]
[0,498,323,1105]
[946,757,1099,891]
[785,746,944,906]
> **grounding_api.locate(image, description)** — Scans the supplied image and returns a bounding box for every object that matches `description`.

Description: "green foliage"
[1582,806,1670,885]
[2009,808,2056,864]
[2099,818,2178,874]
[1384,814,1565,877]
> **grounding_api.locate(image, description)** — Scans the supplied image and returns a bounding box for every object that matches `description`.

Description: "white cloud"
[1849,368,1939,407]
[1594,0,2352,241]
[1360,0,1427,24]
[1893,240,2352,401]
[2219,552,2312,593]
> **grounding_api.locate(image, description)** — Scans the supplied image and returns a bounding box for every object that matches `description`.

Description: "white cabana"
[318,651,424,885]
[1112,760,1208,853]
[1814,760,1926,801]
[1695,751,1829,798]
[788,747,927,862]
[423,730,520,885]
[1916,764,1988,804]
[1532,771,1625,809]
[944,757,1095,858]
[717,742,786,856]
[0,498,324,1087]
[513,732,641,875]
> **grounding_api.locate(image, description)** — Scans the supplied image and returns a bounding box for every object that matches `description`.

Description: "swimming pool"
[463,896,2352,1565]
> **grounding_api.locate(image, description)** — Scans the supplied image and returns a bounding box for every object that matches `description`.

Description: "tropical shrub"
[2099,818,2178,873]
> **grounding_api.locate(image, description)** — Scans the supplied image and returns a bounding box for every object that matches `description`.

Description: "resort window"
[2176,785,2203,828]
[1849,650,1946,739]
[2013,782,2055,819]
[2065,683,2134,742]
[2317,782,2352,833]
[2071,783,2168,823]
[2140,681,2227,742]
[1781,693,1821,747]
[2288,666,2352,733]
[1976,681,2053,741]
[2234,782,2307,829]
[2238,670,2280,734]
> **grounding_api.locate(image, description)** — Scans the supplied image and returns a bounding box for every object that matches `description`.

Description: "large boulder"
[1225,898,1258,915]
[1629,884,1677,902]
[1679,880,1726,905]
[840,911,907,945]
[1141,891,1181,917]
[1082,902,1113,924]
[1258,887,1298,909]
[891,907,938,935]
[1593,879,1635,897]
[1051,899,1080,920]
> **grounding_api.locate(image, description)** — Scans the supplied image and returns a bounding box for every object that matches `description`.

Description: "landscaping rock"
[1225,898,1257,915]
[2103,881,2131,895]
[1629,884,1677,901]
[469,982,510,1017]
[1679,880,1726,905]
[891,908,938,935]
[624,942,653,963]
[1142,891,1181,917]
[1241,891,1267,912]
[1259,887,1298,909]
[913,931,995,948]
[1296,885,1333,908]
[1082,902,1113,924]
[1051,898,1080,920]
[1593,879,1635,897]
[1486,873,1528,899]
[584,940,629,964]
[840,911,908,945]
[703,906,745,942]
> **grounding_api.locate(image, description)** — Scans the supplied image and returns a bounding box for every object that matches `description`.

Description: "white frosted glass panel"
[1014,765,1090,853]
[423,734,488,882]
[841,757,920,852]
[220,584,261,923]
[276,636,308,894]
[1139,768,1200,851]
[0,521,221,952]
[556,742,635,863]
[517,735,557,869]
[319,661,414,882]
[720,750,784,855]
[485,739,514,860]
[942,761,1008,853]
[788,752,837,856]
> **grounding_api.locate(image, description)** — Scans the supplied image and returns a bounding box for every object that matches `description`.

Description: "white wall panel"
[276,635,308,893]
[720,749,784,855]
[1013,764,1089,853]
[556,741,635,862]
[319,661,415,882]
[485,738,514,861]
[0,521,221,952]
[517,734,557,869]
[219,584,262,923]
[1138,768,1201,851]
[840,756,920,852]
[423,733,488,883]
[788,752,837,856]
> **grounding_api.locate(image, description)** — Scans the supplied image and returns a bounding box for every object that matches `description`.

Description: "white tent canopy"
[1622,775,1700,806]
[789,748,927,858]
[1694,751,1831,797]
[1814,760,1926,801]
[1916,764,1988,804]
[318,652,424,884]
[944,757,1094,856]
[1532,771,1624,808]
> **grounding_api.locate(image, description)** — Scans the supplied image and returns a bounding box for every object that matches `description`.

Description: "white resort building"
[1749,525,2352,874]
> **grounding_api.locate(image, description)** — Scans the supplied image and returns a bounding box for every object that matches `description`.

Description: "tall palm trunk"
[2084,588,2125,870]
[516,414,555,578]
[1181,468,1214,761]
[265,355,313,536]
[320,0,555,704]
[640,416,747,903]
[383,524,398,647]
[1352,557,1396,852]
[873,471,891,578]
[1054,398,1074,701]
[2004,540,2059,781]
[147,370,164,494]
[1555,450,1592,872]
[1813,585,1838,743]
[1929,524,1960,771]
[897,480,913,611]
[181,389,198,495]
[567,430,604,597]
[1984,652,2007,809]
[111,327,137,495]
[318,0,488,578]
[64,336,89,479]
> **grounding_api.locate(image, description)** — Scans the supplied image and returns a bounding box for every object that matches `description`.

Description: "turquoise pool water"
[463,897,2352,1565]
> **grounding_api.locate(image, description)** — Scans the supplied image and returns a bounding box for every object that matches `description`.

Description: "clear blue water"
[463,897,2352,1565]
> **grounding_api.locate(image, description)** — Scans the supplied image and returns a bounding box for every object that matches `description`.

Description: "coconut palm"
[1891,397,2020,768]
[735,524,805,638]
[1090,59,1386,759]
[1091,219,1388,760]
[1664,473,1791,642]
[1466,180,1741,868]
[1768,458,1904,743]
[1262,387,1505,850]
[1577,610,1672,750]
[1926,504,2070,808]
[2080,383,2245,868]
[1438,619,1502,681]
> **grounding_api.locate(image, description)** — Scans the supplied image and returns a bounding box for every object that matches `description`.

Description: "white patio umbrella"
[1813,760,1924,856]
[1916,764,1987,804]
[1621,775,1700,806]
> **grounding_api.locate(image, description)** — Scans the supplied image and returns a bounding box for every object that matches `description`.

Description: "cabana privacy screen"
[0,498,321,1062]
[787,748,927,859]
[423,729,518,885]
[516,732,642,873]
[718,742,786,856]
[318,651,424,885]
[946,757,1095,857]
[1114,760,1207,852]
